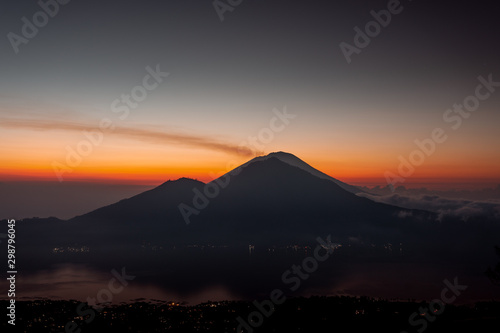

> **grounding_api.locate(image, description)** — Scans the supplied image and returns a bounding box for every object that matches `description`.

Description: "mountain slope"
[72,177,204,223]
[190,157,427,243]
[216,151,364,195]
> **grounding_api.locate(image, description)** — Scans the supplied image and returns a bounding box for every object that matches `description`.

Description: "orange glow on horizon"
[2,118,499,190]
[2,161,499,190]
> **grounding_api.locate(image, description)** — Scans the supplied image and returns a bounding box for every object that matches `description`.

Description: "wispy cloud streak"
[0,118,255,157]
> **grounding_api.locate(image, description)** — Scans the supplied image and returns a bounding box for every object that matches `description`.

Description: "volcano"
[62,152,430,245]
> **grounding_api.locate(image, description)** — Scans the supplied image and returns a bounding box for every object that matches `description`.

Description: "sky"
[1,0,500,191]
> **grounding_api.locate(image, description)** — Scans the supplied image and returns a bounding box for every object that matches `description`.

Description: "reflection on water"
[9,264,237,305]
[7,259,500,305]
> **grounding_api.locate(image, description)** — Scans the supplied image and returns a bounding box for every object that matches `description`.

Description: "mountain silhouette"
[233,151,365,194]
[65,152,430,245]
